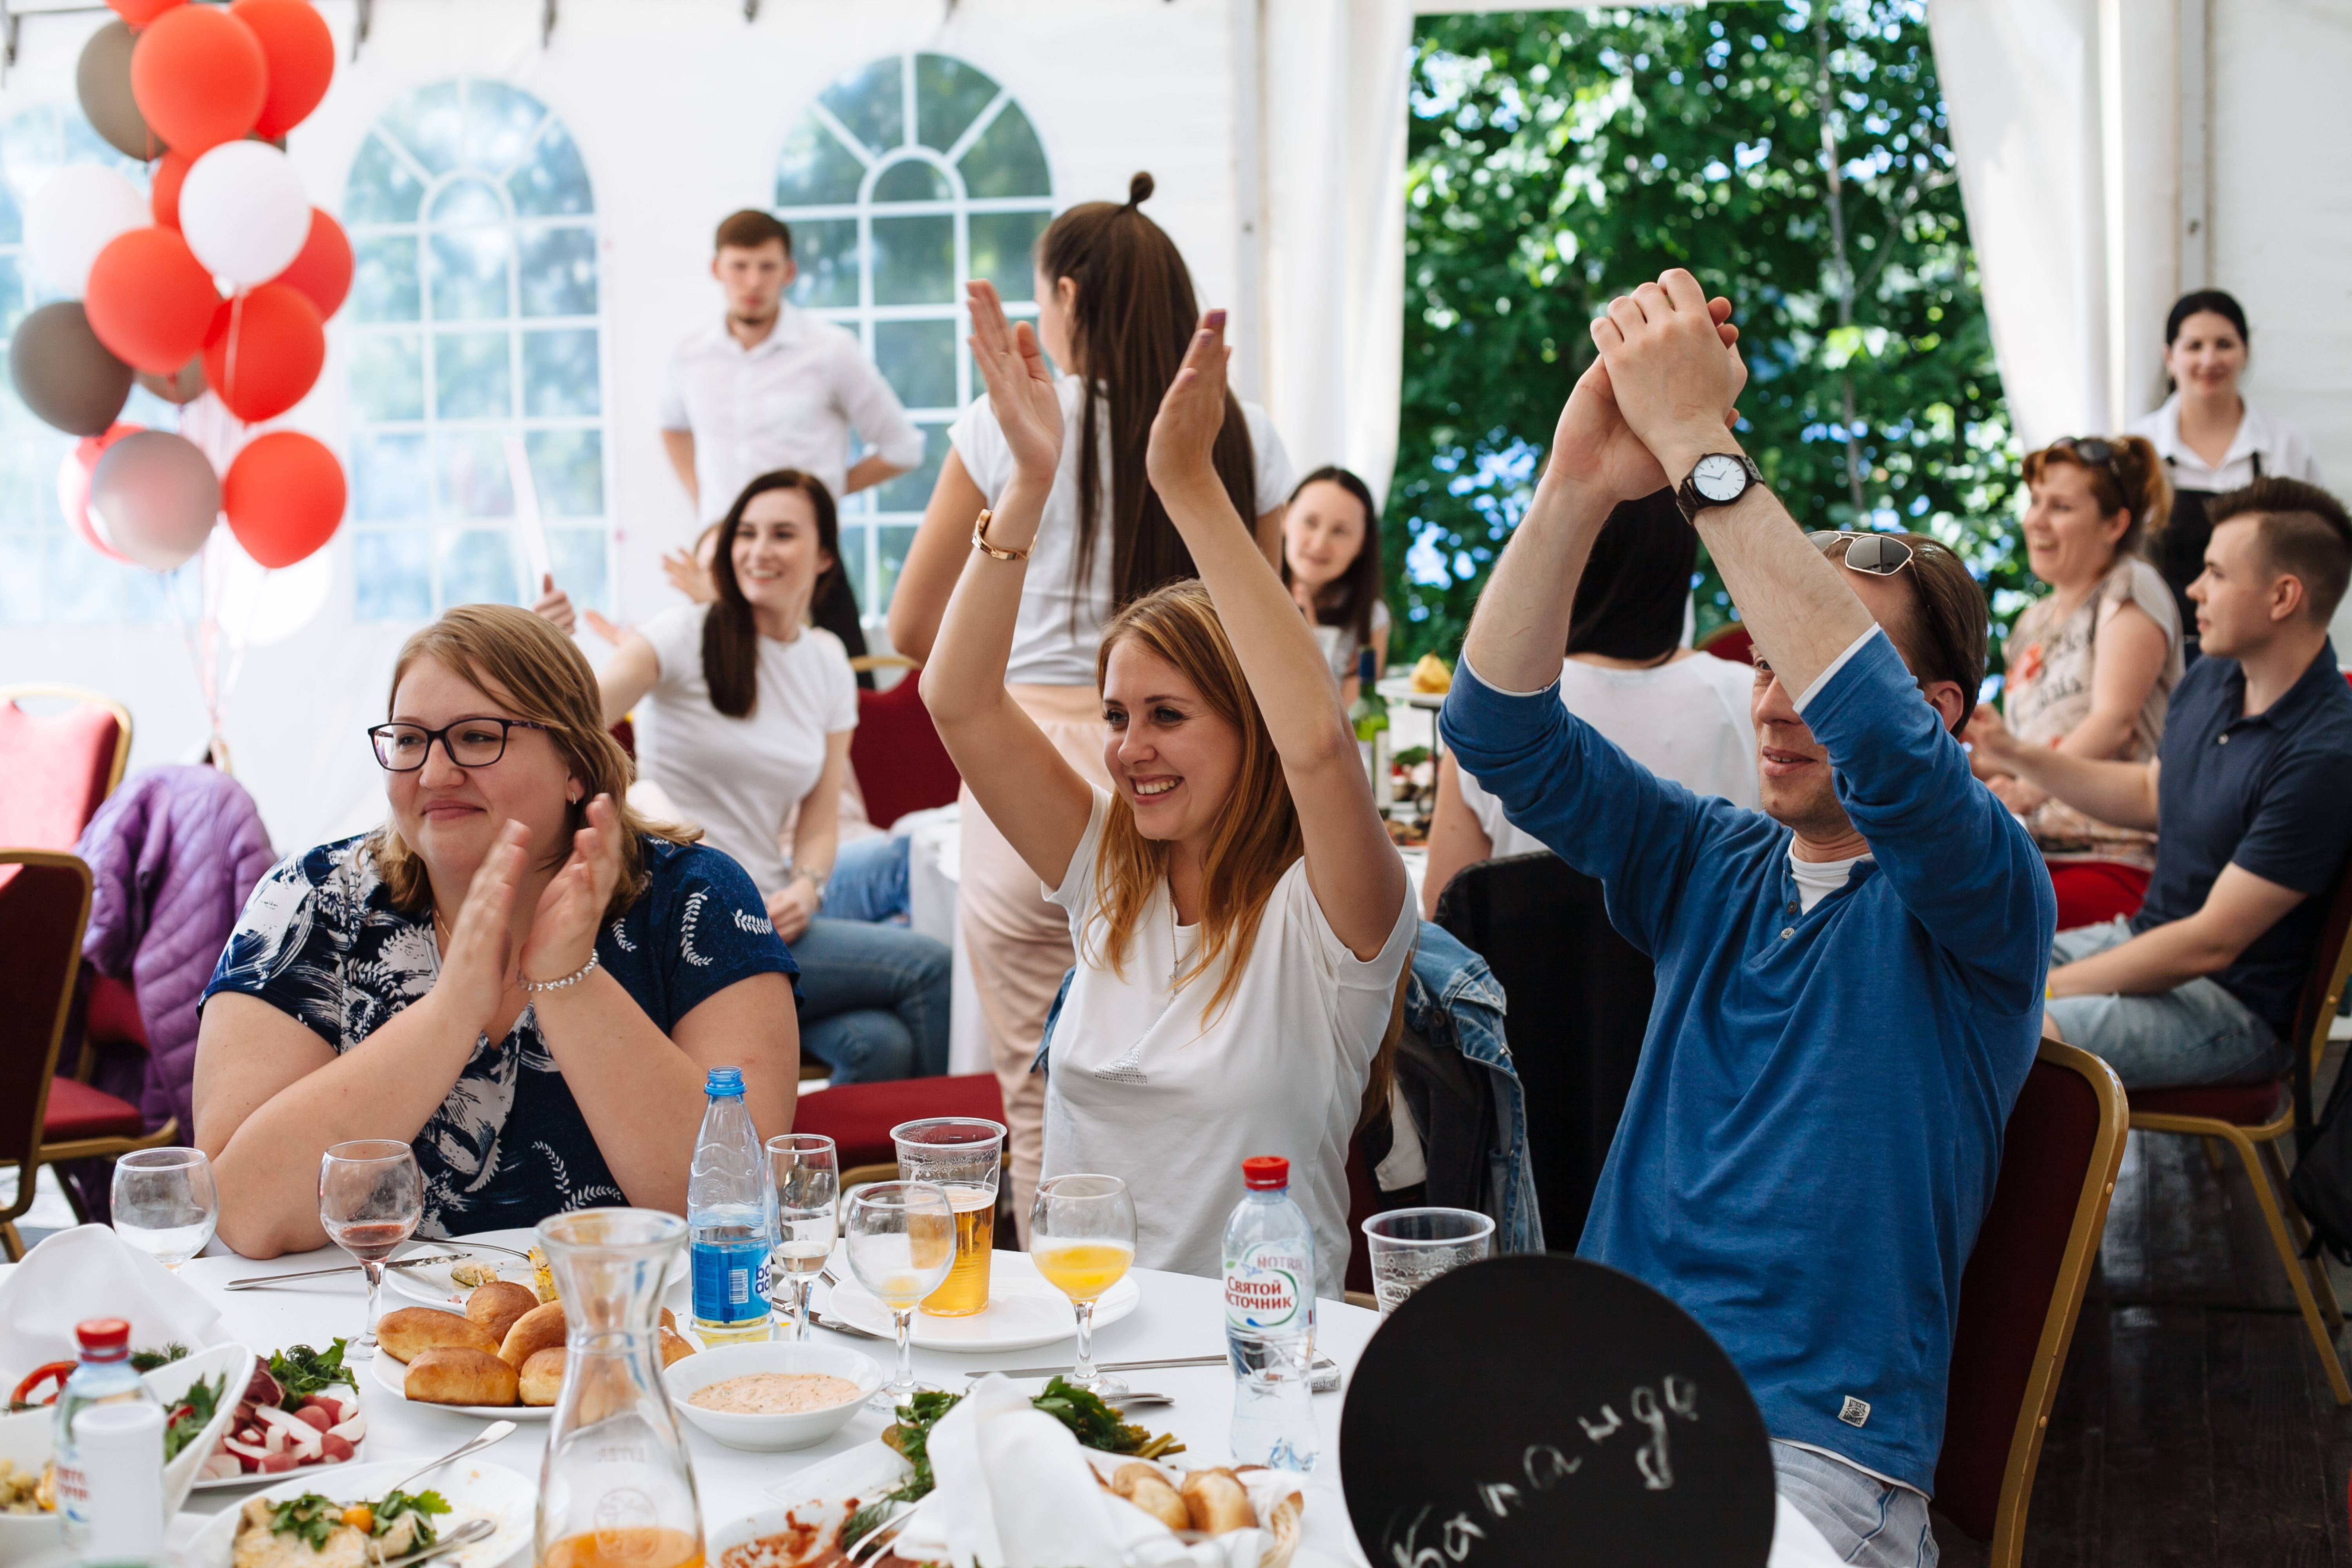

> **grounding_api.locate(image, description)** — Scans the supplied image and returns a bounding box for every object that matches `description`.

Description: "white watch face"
[1691,453,1749,503]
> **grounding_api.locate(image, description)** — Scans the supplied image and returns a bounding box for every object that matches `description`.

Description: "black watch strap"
[1674,454,1766,522]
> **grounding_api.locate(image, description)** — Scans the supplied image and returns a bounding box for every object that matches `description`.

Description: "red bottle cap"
[1241,1156,1289,1191]
[74,1318,132,1354]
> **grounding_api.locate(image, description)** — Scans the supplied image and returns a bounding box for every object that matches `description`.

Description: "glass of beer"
[891,1116,1005,1317]
[1030,1173,1137,1395]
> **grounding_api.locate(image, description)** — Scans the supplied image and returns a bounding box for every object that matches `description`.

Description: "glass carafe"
[534,1209,703,1568]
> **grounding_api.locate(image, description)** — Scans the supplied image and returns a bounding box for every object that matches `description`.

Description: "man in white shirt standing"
[659,210,926,522]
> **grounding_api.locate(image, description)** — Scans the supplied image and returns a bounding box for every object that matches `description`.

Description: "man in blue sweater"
[1442,270,2053,1567]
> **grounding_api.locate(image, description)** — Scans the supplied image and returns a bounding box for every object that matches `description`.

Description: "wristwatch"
[1674,453,1765,521]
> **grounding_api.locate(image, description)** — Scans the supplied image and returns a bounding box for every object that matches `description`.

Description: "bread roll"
[1110,1463,1188,1532]
[377,1307,500,1364]
[657,1327,696,1367]
[1179,1468,1253,1535]
[518,1347,565,1406]
[404,1347,518,1406]
[466,1281,540,1343]
[498,1301,566,1368]
[660,1307,676,1333]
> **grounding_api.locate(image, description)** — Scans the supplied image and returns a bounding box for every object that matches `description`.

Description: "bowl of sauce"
[662,1342,882,1452]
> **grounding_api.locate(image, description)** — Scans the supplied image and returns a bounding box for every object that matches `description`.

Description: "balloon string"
[224,288,246,414]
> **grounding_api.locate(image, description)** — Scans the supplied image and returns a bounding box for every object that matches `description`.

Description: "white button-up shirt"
[657,306,925,523]
[2127,392,2321,494]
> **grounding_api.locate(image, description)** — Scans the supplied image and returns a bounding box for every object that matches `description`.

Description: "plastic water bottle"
[1223,1156,1319,1471]
[688,1066,772,1344]
[53,1317,165,1552]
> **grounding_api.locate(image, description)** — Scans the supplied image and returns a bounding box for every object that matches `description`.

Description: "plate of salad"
[192,1342,367,1488]
[186,1459,532,1568]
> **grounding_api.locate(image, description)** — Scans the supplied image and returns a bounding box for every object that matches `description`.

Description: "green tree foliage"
[1394,2,2029,681]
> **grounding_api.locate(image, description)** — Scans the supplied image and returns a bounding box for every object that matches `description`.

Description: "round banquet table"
[82,1247,1387,1567]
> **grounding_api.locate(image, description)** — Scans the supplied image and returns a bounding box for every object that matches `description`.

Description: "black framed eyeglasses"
[368,717,550,772]
[1806,530,1942,577]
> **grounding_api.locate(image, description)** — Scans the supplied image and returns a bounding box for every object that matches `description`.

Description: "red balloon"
[108,0,185,24]
[150,149,191,230]
[223,430,343,567]
[130,5,265,155]
[229,0,333,139]
[61,422,144,564]
[270,209,351,319]
[202,285,324,423]
[85,226,219,374]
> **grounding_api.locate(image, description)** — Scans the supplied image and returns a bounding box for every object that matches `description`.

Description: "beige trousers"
[958,683,1111,1242]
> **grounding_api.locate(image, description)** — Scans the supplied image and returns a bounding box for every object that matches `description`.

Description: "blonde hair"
[369,603,697,923]
[1087,580,1302,1024]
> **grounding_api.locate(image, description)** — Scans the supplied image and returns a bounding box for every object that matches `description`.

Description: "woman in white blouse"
[2128,289,2321,660]
[1281,466,1390,706]
[888,173,1294,1224]
[593,471,951,1082]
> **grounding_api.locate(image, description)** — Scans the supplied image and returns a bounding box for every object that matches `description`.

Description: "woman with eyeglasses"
[192,604,800,1257]
[2127,290,2321,660]
[1974,435,2183,930]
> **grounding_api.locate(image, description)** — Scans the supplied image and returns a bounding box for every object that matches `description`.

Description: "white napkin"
[0,1224,228,1374]
[898,1374,1125,1568]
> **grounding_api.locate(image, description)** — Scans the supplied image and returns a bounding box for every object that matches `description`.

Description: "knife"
[979,1354,1341,1390]
[223,1254,468,1291]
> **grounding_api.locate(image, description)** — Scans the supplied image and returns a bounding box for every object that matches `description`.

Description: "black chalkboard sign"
[1339,1254,1775,1567]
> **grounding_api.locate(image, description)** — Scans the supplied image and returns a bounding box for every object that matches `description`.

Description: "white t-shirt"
[630,604,859,894]
[1311,599,1392,684]
[950,378,1298,687]
[1458,653,1760,859]
[1041,788,1416,1301]
[2127,392,2321,493]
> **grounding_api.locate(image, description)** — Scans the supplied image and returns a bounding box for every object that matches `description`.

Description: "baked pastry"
[465,1281,539,1344]
[657,1327,696,1367]
[498,1301,566,1368]
[376,1307,500,1364]
[1109,1463,1187,1531]
[518,1347,564,1406]
[1179,1468,1253,1535]
[404,1347,518,1406]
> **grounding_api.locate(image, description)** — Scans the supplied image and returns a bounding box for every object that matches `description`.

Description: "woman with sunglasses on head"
[1281,466,1388,706]
[193,605,800,1258]
[587,470,951,1083]
[920,283,1411,1299]
[1975,436,2182,930]
[2127,290,2321,661]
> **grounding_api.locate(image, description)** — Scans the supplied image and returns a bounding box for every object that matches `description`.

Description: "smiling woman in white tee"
[595,471,951,1082]
[922,282,1412,1300]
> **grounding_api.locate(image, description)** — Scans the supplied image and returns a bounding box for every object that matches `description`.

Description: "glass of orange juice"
[1030,1173,1137,1395]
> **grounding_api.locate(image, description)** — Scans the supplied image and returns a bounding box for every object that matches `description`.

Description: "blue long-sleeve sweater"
[1439,629,2054,1493]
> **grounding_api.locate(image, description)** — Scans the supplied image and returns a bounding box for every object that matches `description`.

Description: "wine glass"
[318,1139,423,1360]
[1029,1173,1137,1396]
[766,1133,838,1343]
[843,1181,954,1410]
[110,1147,218,1269]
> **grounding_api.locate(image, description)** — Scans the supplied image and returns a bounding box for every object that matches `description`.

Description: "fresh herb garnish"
[161,1374,225,1463]
[1031,1376,1184,1460]
[129,1343,190,1373]
[373,1489,449,1550]
[269,1341,358,1408]
[269,1494,342,1550]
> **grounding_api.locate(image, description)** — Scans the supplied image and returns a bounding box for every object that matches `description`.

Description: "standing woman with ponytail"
[890,174,1297,1223]
[1977,436,2183,930]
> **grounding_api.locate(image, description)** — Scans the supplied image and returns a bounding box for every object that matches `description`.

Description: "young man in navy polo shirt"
[1972,477,2352,1086]
[1443,270,2053,1568]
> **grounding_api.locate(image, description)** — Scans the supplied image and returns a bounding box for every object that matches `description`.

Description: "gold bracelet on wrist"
[971,508,1030,562]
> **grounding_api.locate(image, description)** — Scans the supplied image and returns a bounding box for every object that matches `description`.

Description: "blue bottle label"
[691,1240,768,1325]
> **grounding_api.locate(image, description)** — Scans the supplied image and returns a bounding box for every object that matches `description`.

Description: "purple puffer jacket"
[74,765,276,1138]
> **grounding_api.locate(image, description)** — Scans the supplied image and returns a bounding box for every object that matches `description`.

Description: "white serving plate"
[383,1230,547,1310]
[191,1375,365,1491]
[184,1457,534,1568]
[819,1248,1140,1354]
[662,1341,882,1453]
[367,1348,551,1423]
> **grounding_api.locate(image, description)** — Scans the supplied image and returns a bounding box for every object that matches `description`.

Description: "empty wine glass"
[766,1133,839,1343]
[1029,1174,1137,1396]
[844,1181,954,1410]
[318,1139,422,1360]
[110,1147,218,1269]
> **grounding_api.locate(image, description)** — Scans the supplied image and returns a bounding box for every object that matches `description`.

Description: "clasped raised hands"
[1548,269,1746,503]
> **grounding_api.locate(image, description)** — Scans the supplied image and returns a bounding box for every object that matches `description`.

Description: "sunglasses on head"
[2046,436,2120,473]
[1805,530,1939,577]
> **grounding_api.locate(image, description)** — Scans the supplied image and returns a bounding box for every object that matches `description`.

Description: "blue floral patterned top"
[201,832,796,1237]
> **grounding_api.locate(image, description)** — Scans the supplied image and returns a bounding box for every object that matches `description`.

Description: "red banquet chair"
[1696,622,1753,667]
[790,1073,1006,1185]
[0,684,132,852]
[845,656,960,831]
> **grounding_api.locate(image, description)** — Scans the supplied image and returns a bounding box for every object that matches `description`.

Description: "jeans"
[2043,916,2285,1090]
[1771,1442,1936,1568]
[822,834,911,924]
[790,915,951,1083]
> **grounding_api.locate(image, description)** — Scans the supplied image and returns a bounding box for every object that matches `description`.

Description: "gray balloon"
[10,301,133,437]
[89,430,220,573]
[77,21,159,163]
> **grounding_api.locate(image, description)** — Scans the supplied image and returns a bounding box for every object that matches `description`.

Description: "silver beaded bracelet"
[519,951,601,993]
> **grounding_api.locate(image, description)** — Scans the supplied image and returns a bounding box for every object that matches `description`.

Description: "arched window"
[0,105,177,625]
[343,79,607,622]
[773,52,1052,615]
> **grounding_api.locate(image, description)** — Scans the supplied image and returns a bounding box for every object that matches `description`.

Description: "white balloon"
[205,522,334,649]
[25,164,146,294]
[179,142,310,287]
